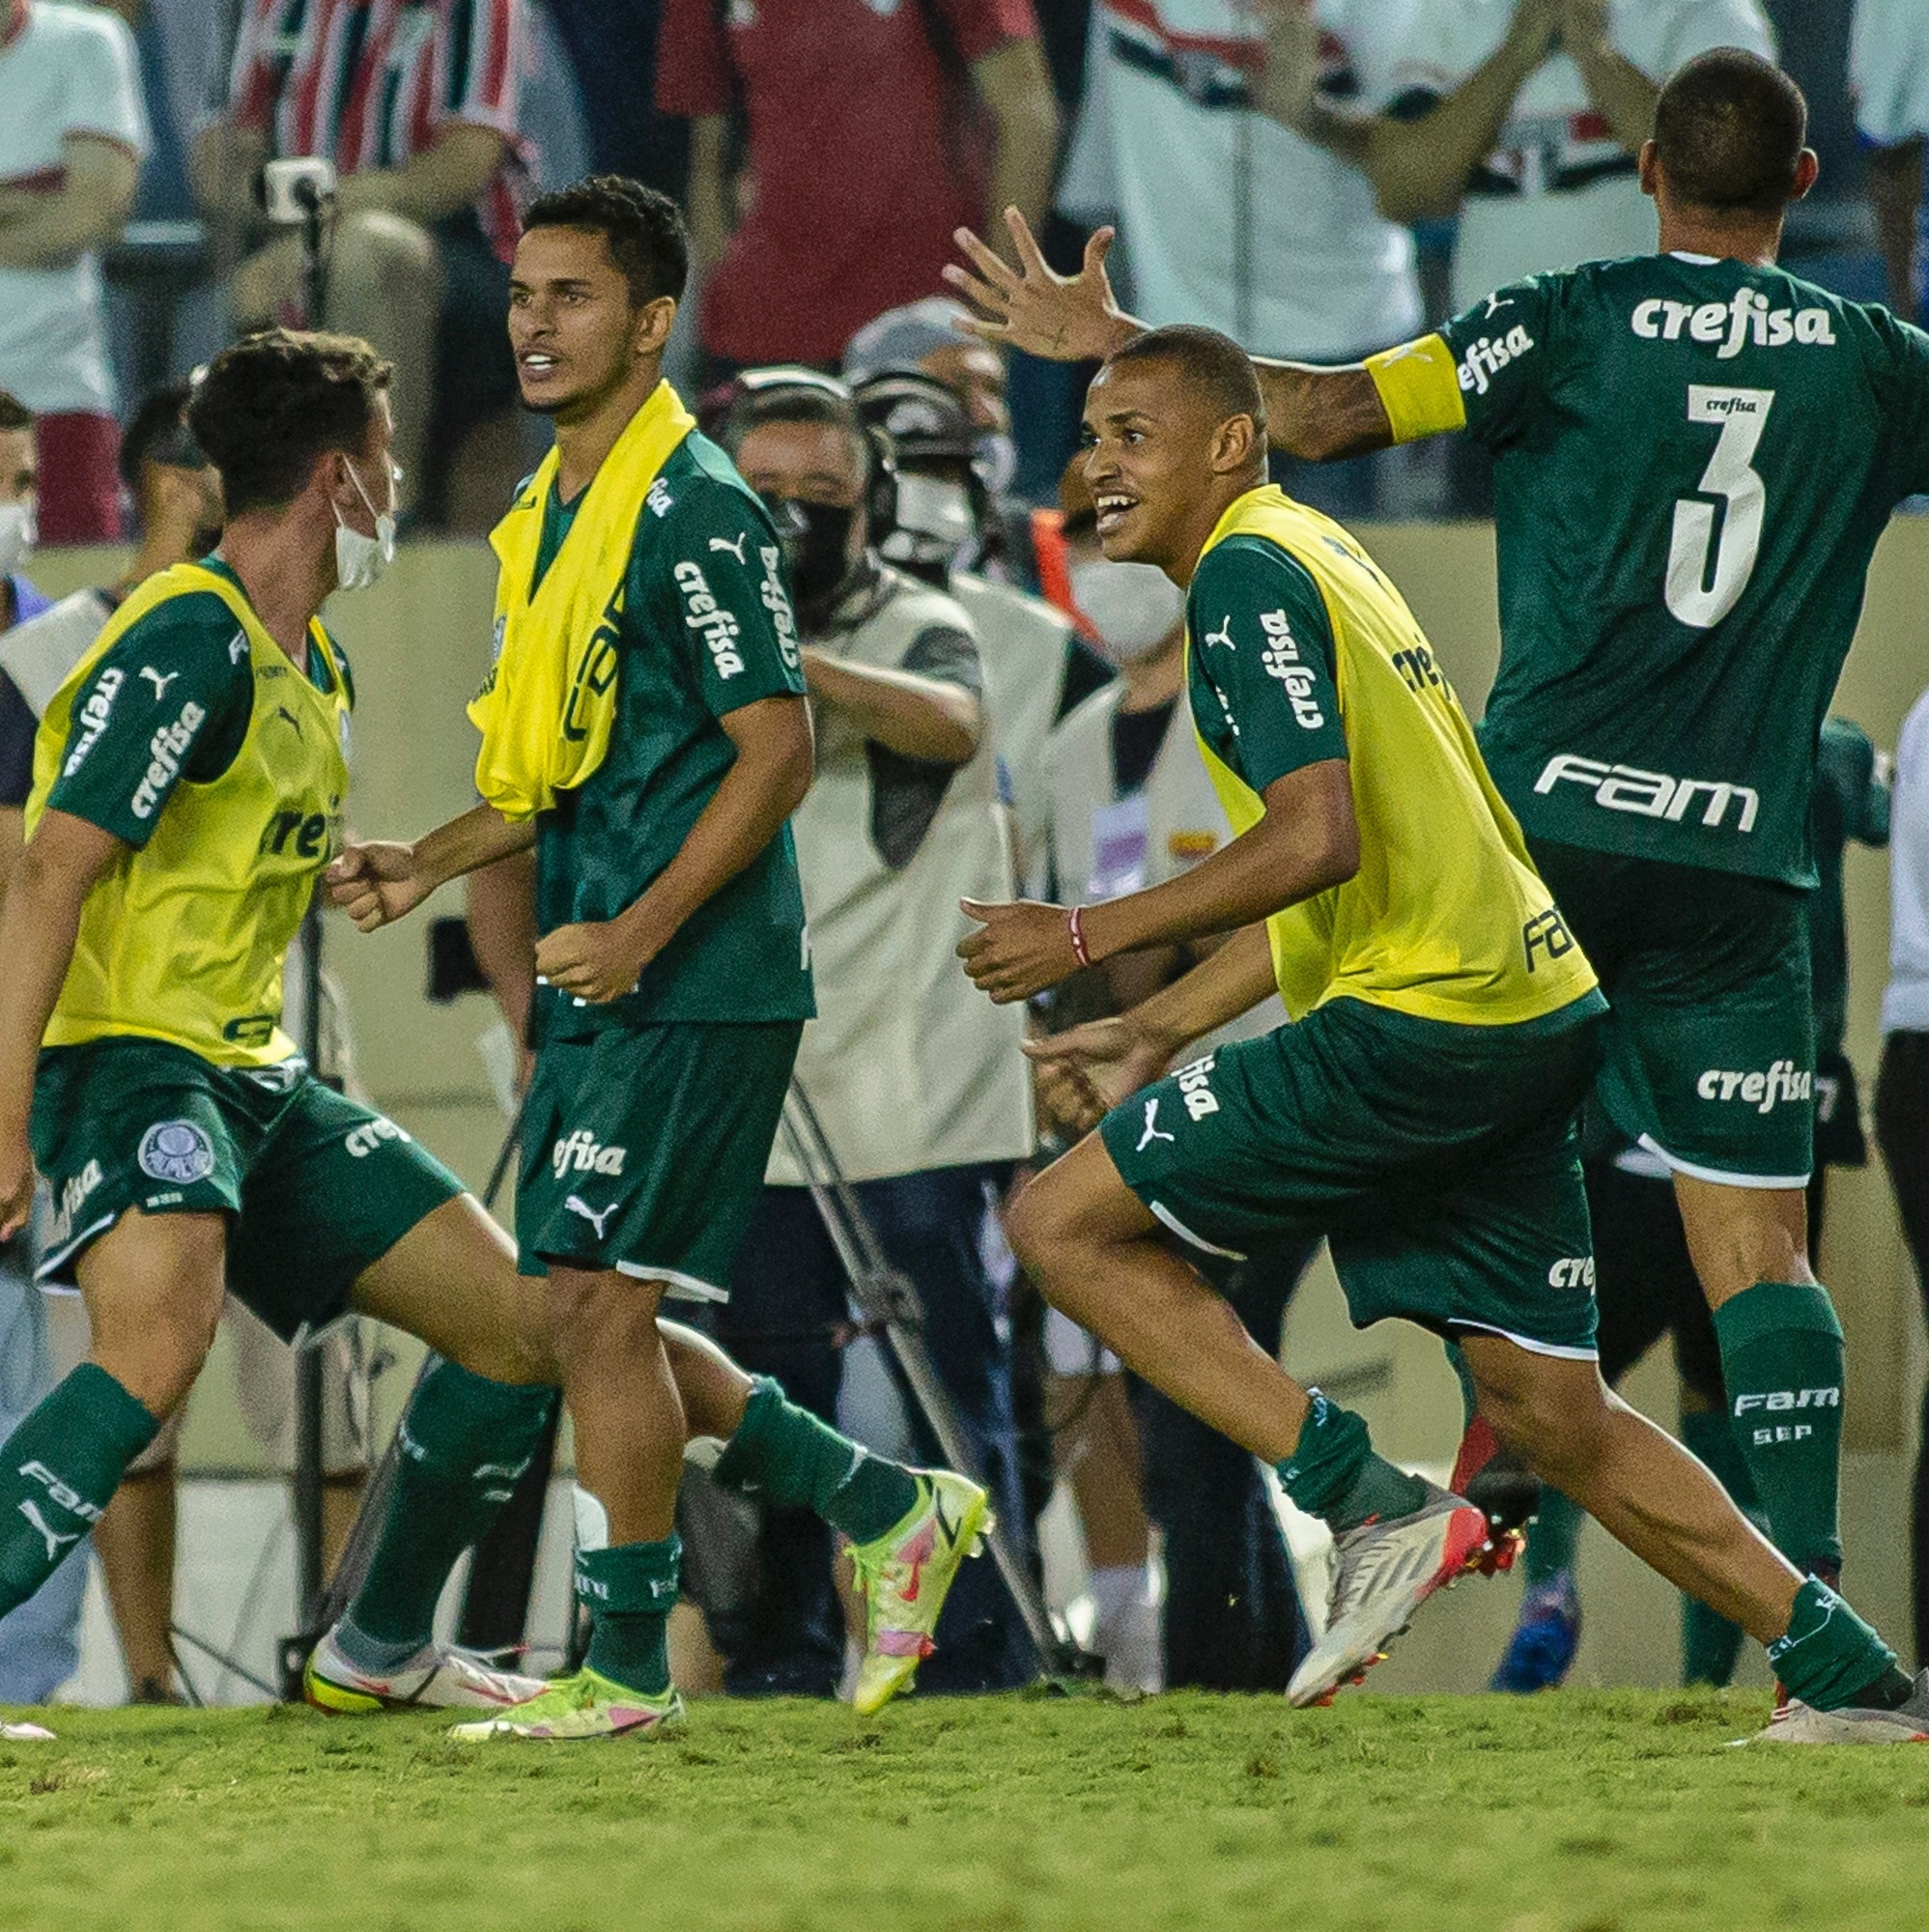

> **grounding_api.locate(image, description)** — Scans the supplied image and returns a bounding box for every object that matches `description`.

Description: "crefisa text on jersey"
[1632,287,1839,358]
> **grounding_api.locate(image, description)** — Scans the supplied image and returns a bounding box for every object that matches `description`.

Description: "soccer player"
[0,321,979,1744]
[325,178,991,1734]
[949,48,1917,1641]
[959,324,1929,1741]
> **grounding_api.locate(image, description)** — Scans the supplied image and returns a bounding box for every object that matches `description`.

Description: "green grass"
[2,1690,1926,1931]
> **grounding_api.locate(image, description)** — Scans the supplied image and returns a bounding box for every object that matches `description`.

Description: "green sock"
[711,1377,919,1545]
[580,1534,679,1696]
[1276,1389,1428,1534]
[1767,1576,1904,1711]
[0,1364,156,1612]
[340,1361,557,1660]
[1523,1487,1583,1588]
[1679,1406,1759,1687]
[1713,1282,1845,1576]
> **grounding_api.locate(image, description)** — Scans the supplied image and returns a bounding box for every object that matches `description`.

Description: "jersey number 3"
[1665,385,1775,630]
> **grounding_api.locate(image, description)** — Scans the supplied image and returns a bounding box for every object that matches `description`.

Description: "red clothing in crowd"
[656,0,1037,365]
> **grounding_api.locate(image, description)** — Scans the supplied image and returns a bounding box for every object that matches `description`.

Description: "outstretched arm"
[0,811,122,1236]
[945,208,1397,459]
[328,804,535,933]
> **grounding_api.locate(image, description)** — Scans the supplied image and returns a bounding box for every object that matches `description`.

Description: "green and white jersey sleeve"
[43,592,253,846]
[1185,536,1348,793]
[1440,253,1929,889]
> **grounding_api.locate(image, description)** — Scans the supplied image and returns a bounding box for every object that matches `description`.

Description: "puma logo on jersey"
[1457,325,1535,395]
[1696,1061,1812,1113]
[64,667,125,777]
[275,704,304,737]
[709,531,749,563]
[1203,615,1235,652]
[1258,610,1325,728]
[564,1194,617,1238]
[672,560,747,678]
[139,666,179,701]
[552,1130,627,1179]
[1534,753,1759,833]
[1137,1098,1176,1151]
[129,700,210,819]
[1631,290,1838,357]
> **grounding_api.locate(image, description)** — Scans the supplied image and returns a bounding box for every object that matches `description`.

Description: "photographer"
[715,371,1037,1697]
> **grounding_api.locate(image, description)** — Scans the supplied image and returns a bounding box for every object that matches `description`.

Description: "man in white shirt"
[1852,0,1929,323]
[1875,684,1929,1673]
[0,0,150,541]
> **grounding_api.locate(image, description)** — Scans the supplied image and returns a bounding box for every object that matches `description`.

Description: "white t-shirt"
[0,1,151,417]
[1853,0,1929,146]
[1059,0,1426,360]
[1883,687,1929,1036]
[1399,0,1773,311]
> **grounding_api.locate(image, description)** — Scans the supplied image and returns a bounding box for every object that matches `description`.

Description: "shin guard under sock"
[576,1500,680,1696]
[0,1364,156,1613]
[711,1376,919,1545]
[1277,1389,1428,1534]
[1713,1282,1845,1576]
[340,1361,557,1659]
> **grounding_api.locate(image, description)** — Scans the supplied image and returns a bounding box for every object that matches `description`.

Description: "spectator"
[191,0,528,518]
[848,364,1109,889]
[1057,0,1425,513]
[657,0,1061,375]
[0,0,149,542]
[1035,468,1309,1691]
[712,372,1037,1697]
[1877,683,1929,1672]
[1257,0,1774,312]
[1853,0,1929,322]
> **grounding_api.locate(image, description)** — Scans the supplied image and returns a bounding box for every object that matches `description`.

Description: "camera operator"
[715,370,1037,1697]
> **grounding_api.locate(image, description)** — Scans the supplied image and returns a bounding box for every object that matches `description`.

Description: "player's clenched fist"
[1025,1016,1173,1130]
[534,920,648,1005]
[326,841,432,932]
[958,897,1082,1004]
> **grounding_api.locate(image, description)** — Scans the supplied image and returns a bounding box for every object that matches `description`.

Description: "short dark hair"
[522,174,689,306]
[716,368,873,479]
[186,329,391,518]
[1654,49,1808,214]
[1103,324,1267,437]
[0,389,32,435]
[118,383,203,494]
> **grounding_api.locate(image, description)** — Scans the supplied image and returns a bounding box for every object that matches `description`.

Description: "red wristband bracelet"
[1068,904,1092,969]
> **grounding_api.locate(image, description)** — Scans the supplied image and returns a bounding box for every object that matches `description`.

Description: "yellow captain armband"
[1365,334,1466,444]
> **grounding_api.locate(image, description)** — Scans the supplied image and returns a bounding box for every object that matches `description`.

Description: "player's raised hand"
[1250,0,1322,135]
[326,841,431,932]
[534,920,646,1006]
[944,210,1137,365]
[958,897,1081,1003]
[1025,1015,1173,1126]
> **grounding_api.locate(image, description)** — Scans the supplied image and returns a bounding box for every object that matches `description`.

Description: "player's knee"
[1478,1362,1609,1489]
[545,1268,664,1376]
[1006,1171,1086,1287]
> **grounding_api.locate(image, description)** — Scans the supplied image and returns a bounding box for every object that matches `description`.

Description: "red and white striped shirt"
[221,0,525,258]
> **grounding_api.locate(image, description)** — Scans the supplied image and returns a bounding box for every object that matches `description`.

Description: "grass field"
[3,1689,1927,1931]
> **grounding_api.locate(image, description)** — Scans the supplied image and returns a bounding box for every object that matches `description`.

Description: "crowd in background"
[8,0,1929,1706]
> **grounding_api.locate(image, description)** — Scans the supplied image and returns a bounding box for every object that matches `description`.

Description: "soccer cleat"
[447,1666,686,1742]
[1745,1671,1929,1746]
[1489,1573,1582,1693]
[1288,1481,1500,1708]
[303,1628,549,1715]
[849,1468,992,1718]
[1451,1417,1537,1572]
[2,1720,56,1742]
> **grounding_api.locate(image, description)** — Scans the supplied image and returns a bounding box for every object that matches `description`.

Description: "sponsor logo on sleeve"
[1175,1054,1221,1122]
[1533,753,1759,833]
[63,667,126,777]
[1257,611,1326,729]
[672,559,747,678]
[1456,325,1535,395]
[129,700,210,820]
[758,543,802,669]
[646,478,674,518]
[137,1119,215,1185]
[551,1129,628,1179]
[1631,289,1837,357]
[344,1117,411,1158]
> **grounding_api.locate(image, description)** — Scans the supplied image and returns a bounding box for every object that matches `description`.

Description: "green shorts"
[517,1021,803,1300]
[31,1037,465,1343]
[1100,994,1605,1358]
[1531,840,1815,1188]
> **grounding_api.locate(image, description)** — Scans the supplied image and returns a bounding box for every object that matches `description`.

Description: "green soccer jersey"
[1439,253,1929,888]
[524,431,814,1039]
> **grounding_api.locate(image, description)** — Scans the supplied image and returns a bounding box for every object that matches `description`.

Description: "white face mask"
[1069,557,1184,665]
[0,501,37,580]
[332,459,396,592]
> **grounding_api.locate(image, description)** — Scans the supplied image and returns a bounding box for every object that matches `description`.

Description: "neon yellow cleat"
[446,1666,686,1742]
[849,1469,992,1718]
